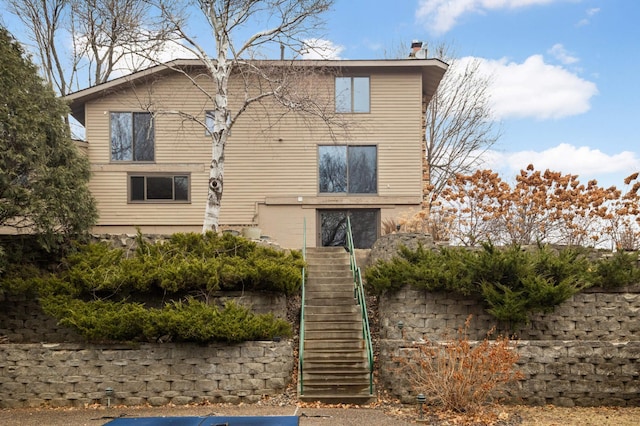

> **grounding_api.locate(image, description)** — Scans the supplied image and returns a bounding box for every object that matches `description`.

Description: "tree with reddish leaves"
[437,165,638,249]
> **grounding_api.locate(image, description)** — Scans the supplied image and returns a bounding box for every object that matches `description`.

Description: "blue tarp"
[105,415,299,426]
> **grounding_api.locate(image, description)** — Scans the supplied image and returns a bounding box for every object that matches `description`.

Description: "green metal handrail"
[298,218,307,395]
[345,216,375,395]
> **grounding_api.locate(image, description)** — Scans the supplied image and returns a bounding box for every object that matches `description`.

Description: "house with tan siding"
[65,56,447,249]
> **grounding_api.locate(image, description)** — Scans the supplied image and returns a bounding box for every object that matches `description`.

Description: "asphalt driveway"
[0,404,416,426]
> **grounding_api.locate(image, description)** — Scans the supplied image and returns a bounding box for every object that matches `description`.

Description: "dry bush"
[400,209,430,233]
[383,208,453,241]
[397,316,523,415]
[381,217,400,235]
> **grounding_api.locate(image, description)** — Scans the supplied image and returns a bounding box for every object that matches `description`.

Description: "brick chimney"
[409,40,422,58]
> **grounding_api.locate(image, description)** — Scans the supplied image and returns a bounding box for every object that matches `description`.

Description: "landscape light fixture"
[105,387,114,408]
[416,393,426,421]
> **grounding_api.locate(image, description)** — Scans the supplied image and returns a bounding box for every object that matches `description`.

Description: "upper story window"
[318,145,377,194]
[335,77,370,113]
[205,110,215,135]
[129,174,189,203]
[111,112,154,161]
[205,110,231,136]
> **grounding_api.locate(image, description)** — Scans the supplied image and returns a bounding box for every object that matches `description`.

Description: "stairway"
[298,246,374,403]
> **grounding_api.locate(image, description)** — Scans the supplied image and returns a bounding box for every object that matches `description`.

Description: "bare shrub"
[397,316,523,415]
[381,217,400,235]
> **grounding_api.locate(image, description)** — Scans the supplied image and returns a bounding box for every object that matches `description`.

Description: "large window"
[111,112,154,161]
[129,174,189,202]
[335,77,370,113]
[319,145,377,194]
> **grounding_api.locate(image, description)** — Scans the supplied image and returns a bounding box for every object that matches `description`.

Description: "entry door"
[318,209,379,249]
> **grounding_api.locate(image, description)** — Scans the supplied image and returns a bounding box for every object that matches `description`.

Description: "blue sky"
[317,0,639,189]
[3,0,638,190]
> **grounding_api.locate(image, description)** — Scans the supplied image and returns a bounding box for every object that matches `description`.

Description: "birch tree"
[155,0,335,232]
[3,0,69,93]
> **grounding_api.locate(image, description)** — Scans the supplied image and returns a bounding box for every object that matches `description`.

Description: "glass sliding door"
[319,209,379,249]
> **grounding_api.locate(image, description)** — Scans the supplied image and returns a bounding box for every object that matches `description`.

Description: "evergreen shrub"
[39,296,290,343]
[61,231,304,296]
[590,250,640,288]
[365,242,639,327]
[5,232,302,343]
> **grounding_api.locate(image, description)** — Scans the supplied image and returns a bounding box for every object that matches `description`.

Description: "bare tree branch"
[154,0,336,232]
[6,0,178,94]
[424,43,501,209]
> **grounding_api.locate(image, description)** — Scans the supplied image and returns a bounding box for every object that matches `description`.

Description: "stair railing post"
[299,217,306,395]
[345,216,375,397]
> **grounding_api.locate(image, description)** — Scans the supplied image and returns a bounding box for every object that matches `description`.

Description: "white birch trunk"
[202,131,226,233]
[191,0,334,232]
[201,14,231,233]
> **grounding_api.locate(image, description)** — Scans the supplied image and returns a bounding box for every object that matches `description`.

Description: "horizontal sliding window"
[129,174,189,202]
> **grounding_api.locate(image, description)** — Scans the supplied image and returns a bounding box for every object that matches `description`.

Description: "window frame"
[110,111,155,162]
[318,144,378,195]
[335,76,370,113]
[127,173,191,203]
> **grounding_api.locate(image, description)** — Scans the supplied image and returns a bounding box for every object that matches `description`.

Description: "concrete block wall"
[0,295,84,343]
[380,339,640,407]
[378,286,640,406]
[0,341,293,409]
[380,285,640,342]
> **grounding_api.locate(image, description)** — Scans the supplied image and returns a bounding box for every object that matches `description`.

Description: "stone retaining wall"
[380,285,640,342]
[378,286,640,406]
[0,296,84,343]
[3,231,640,407]
[0,341,293,409]
[380,339,640,407]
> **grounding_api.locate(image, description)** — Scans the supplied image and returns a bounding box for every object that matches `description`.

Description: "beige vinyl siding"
[223,69,424,201]
[82,64,429,243]
[89,170,206,225]
[369,70,424,198]
[258,205,313,248]
[84,74,212,226]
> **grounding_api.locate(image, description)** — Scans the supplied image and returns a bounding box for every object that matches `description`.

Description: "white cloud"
[548,43,579,65]
[576,7,600,27]
[457,54,598,120]
[416,0,565,34]
[587,7,601,16]
[76,31,198,81]
[110,40,198,79]
[301,38,344,59]
[484,143,640,181]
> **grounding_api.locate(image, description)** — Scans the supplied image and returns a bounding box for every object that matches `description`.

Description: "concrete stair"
[299,247,374,403]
